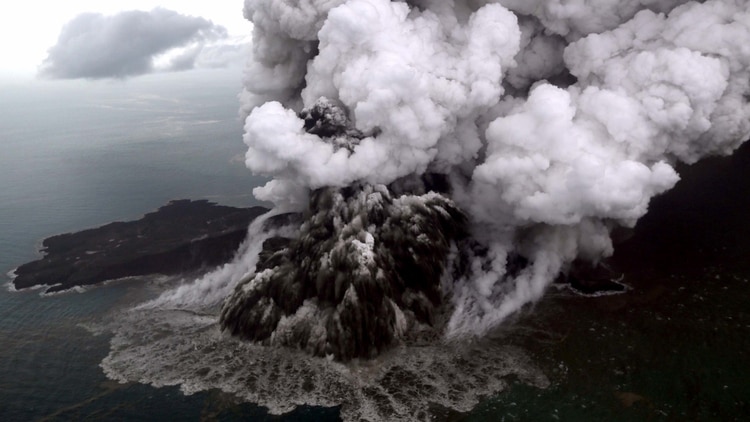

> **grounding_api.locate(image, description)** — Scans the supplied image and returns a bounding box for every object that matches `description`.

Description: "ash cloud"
[39,8,230,79]
[222,0,750,357]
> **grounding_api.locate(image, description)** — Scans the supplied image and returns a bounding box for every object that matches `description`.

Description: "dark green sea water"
[1,71,749,421]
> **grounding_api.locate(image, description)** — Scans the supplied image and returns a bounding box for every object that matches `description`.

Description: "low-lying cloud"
[39,8,232,79]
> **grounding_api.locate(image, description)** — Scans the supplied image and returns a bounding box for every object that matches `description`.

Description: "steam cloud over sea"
[103,0,750,420]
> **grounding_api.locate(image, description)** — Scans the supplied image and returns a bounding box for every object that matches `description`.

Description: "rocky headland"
[12,200,268,293]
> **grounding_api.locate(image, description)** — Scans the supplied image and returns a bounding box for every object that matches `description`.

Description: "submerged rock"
[12,200,268,293]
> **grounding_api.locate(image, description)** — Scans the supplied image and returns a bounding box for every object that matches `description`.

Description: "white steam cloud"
[238,0,750,337]
[40,8,236,79]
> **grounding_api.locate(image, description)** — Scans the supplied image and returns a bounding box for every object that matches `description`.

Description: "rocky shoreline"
[12,200,268,294]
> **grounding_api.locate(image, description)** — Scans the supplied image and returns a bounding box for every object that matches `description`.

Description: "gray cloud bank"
[39,8,236,79]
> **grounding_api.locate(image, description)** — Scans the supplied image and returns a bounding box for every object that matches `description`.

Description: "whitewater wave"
[36,275,171,297]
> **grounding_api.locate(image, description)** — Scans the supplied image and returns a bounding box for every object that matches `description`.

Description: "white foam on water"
[90,0,750,418]
[39,284,87,297]
[101,305,547,421]
[568,277,632,298]
[35,275,162,297]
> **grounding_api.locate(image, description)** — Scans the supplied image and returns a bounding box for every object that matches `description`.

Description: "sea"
[0,69,300,420]
[1,69,749,421]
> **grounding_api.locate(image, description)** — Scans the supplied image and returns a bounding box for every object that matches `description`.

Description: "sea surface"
[1,70,749,421]
[0,70,299,421]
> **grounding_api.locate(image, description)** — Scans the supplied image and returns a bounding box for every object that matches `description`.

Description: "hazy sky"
[0,1,250,78]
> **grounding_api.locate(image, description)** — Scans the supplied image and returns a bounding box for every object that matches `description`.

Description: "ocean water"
[0,70,308,421]
[2,70,749,421]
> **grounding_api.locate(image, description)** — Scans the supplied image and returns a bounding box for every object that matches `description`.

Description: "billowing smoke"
[222,0,750,359]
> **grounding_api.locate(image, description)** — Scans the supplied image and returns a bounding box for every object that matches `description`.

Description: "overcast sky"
[0,1,250,79]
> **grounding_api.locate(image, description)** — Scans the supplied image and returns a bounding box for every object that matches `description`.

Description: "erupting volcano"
[217,0,750,359]
[101,1,750,420]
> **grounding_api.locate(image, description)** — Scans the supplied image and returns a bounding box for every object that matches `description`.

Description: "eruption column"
[225,0,750,356]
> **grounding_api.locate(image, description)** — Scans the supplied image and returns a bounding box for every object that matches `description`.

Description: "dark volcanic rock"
[220,101,468,361]
[220,184,467,361]
[12,200,268,293]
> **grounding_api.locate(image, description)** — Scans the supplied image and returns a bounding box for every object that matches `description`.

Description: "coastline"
[10,200,269,294]
[4,269,18,292]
